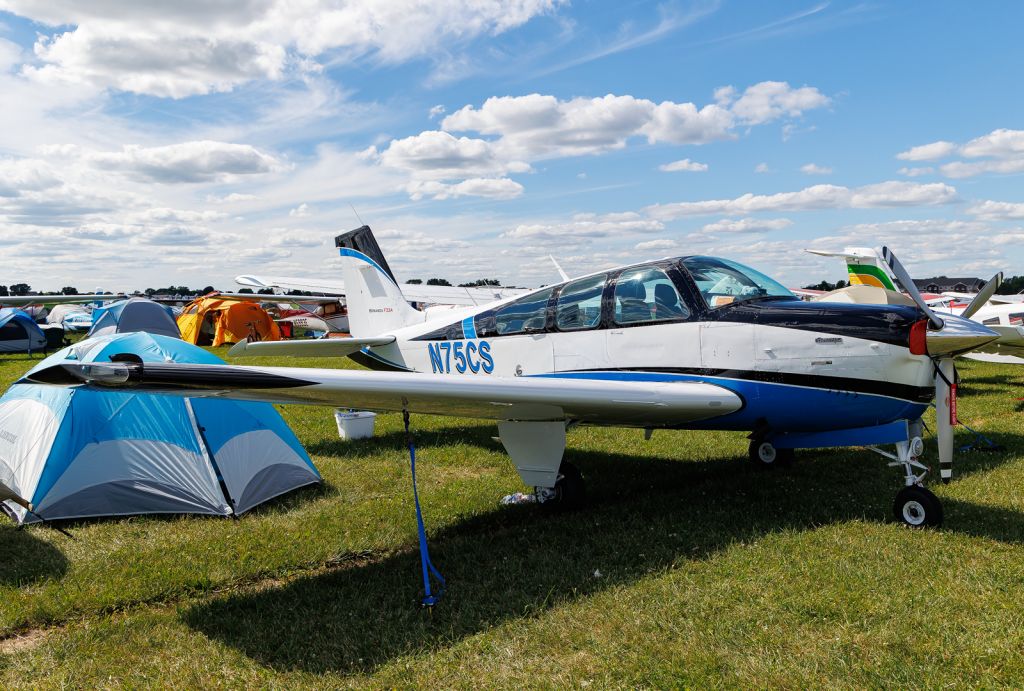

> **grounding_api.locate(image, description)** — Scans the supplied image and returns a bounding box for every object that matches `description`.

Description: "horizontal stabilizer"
[25,361,743,426]
[227,336,396,358]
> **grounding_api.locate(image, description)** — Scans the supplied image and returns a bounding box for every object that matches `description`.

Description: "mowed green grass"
[0,349,1023,688]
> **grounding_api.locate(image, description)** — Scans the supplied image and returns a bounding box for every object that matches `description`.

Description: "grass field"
[1,349,1023,688]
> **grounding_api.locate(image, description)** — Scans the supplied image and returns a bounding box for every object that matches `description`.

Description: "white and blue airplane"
[26,227,999,528]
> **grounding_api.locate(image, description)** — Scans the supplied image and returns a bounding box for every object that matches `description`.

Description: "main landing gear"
[747,439,794,468]
[871,432,944,528]
[535,461,586,511]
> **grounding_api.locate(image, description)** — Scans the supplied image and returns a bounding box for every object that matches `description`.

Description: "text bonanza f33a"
[27,227,999,528]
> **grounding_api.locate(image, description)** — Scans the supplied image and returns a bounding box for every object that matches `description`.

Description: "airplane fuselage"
[348,256,937,436]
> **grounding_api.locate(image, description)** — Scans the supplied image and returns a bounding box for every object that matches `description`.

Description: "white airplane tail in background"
[335,225,424,337]
[805,247,898,291]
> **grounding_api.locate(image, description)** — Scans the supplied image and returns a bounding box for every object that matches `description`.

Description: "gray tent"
[88,298,181,339]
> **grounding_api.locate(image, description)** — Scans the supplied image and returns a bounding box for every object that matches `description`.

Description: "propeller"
[879,247,963,483]
[961,272,1003,319]
[880,246,944,329]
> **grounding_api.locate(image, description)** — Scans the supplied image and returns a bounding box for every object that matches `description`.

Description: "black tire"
[893,485,943,528]
[544,461,586,511]
[748,440,794,468]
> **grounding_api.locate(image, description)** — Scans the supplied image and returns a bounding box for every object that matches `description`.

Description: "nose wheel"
[893,485,943,527]
[748,440,794,468]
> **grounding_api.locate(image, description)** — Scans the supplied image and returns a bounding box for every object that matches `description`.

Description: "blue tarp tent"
[0,309,47,354]
[88,298,181,339]
[0,333,320,523]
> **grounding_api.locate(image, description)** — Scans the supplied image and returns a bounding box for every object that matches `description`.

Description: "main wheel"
[748,440,794,468]
[893,485,943,528]
[542,461,586,511]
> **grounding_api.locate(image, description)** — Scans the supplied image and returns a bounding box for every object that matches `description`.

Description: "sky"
[1,1,1023,292]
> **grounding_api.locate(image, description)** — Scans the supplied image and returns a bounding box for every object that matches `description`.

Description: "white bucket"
[334,410,377,440]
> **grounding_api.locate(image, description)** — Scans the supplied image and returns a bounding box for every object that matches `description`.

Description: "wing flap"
[26,362,743,426]
[227,337,396,358]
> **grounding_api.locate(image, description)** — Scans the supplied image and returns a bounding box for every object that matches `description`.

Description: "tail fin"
[335,226,423,337]
[805,247,897,291]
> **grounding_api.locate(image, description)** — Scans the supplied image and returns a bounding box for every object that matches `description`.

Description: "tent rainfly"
[0,332,320,523]
[0,309,48,354]
[177,296,281,346]
[88,298,181,339]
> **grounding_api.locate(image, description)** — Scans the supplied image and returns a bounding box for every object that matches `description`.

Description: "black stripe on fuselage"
[565,367,934,403]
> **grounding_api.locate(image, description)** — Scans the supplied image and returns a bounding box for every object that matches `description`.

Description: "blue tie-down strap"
[404,411,446,607]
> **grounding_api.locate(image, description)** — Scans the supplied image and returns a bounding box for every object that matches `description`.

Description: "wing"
[25,361,743,427]
[234,274,528,307]
[1,294,124,306]
[227,337,396,358]
[975,325,1024,355]
[401,284,528,306]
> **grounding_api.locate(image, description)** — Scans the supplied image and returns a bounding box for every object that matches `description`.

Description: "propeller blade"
[934,358,956,483]
[961,272,1003,319]
[880,246,944,329]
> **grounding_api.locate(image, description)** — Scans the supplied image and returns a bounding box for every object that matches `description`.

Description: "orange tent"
[177,296,281,346]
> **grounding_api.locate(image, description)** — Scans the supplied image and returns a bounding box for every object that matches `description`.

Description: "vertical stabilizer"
[806,247,898,291]
[335,226,423,337]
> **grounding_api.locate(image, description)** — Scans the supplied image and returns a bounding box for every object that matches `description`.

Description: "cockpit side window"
[493,288,555,335]
[555,275,606,331]
[613,266,690,325]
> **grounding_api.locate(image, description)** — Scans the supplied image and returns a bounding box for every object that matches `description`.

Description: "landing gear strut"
[870,433,944,528]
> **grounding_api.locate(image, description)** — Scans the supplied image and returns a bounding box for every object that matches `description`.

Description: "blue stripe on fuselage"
[531,370,928,433]
[462,317,477,339]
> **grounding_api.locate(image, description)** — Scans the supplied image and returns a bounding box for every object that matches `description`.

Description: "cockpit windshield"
[680,256,794,309]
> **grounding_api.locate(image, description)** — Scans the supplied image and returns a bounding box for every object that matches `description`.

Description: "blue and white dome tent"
[0,332,320,523]
[88,298,181,339]
[0,309,48,354]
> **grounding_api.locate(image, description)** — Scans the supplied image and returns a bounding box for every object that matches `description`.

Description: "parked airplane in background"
[808,247,1024,361]
[235,271,529,307]
[0,294,123,308]
[29,228,999,528]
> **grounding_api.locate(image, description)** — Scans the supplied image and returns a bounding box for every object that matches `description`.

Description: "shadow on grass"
[182,434,1024,675]
[0,526,68,585]
[305,422,501,459]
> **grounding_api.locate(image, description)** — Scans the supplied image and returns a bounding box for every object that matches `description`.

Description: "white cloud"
[898,166,933,177]
[960,129,1024,158]
[635,238,677,251]
[754,162,771,174]
[967,200,1024,220]
[659,158,708,173]
[379,130,529,179]
[406,177,524,200]
[428,104,446,119]
[8,0,562,98]
[700,218,793,233]
[0,158,63,197]
[896,141,956,161]
[898,129,1024,179]
[207,192,259,203]
[722,81,830,125]
[800,163,832,175]
[939,158,1024,179]
[646,181,958,219]
[89,141,282,182]
[502,212,664,241]
[289,202,311,217]
[439,81,829,161]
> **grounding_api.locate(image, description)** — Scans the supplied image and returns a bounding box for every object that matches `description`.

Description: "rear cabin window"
[555,275,605,331]
[1011,313,1024,326]
[613,267,690,324]
[494,288,554,335]
[982,317,1001,326]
